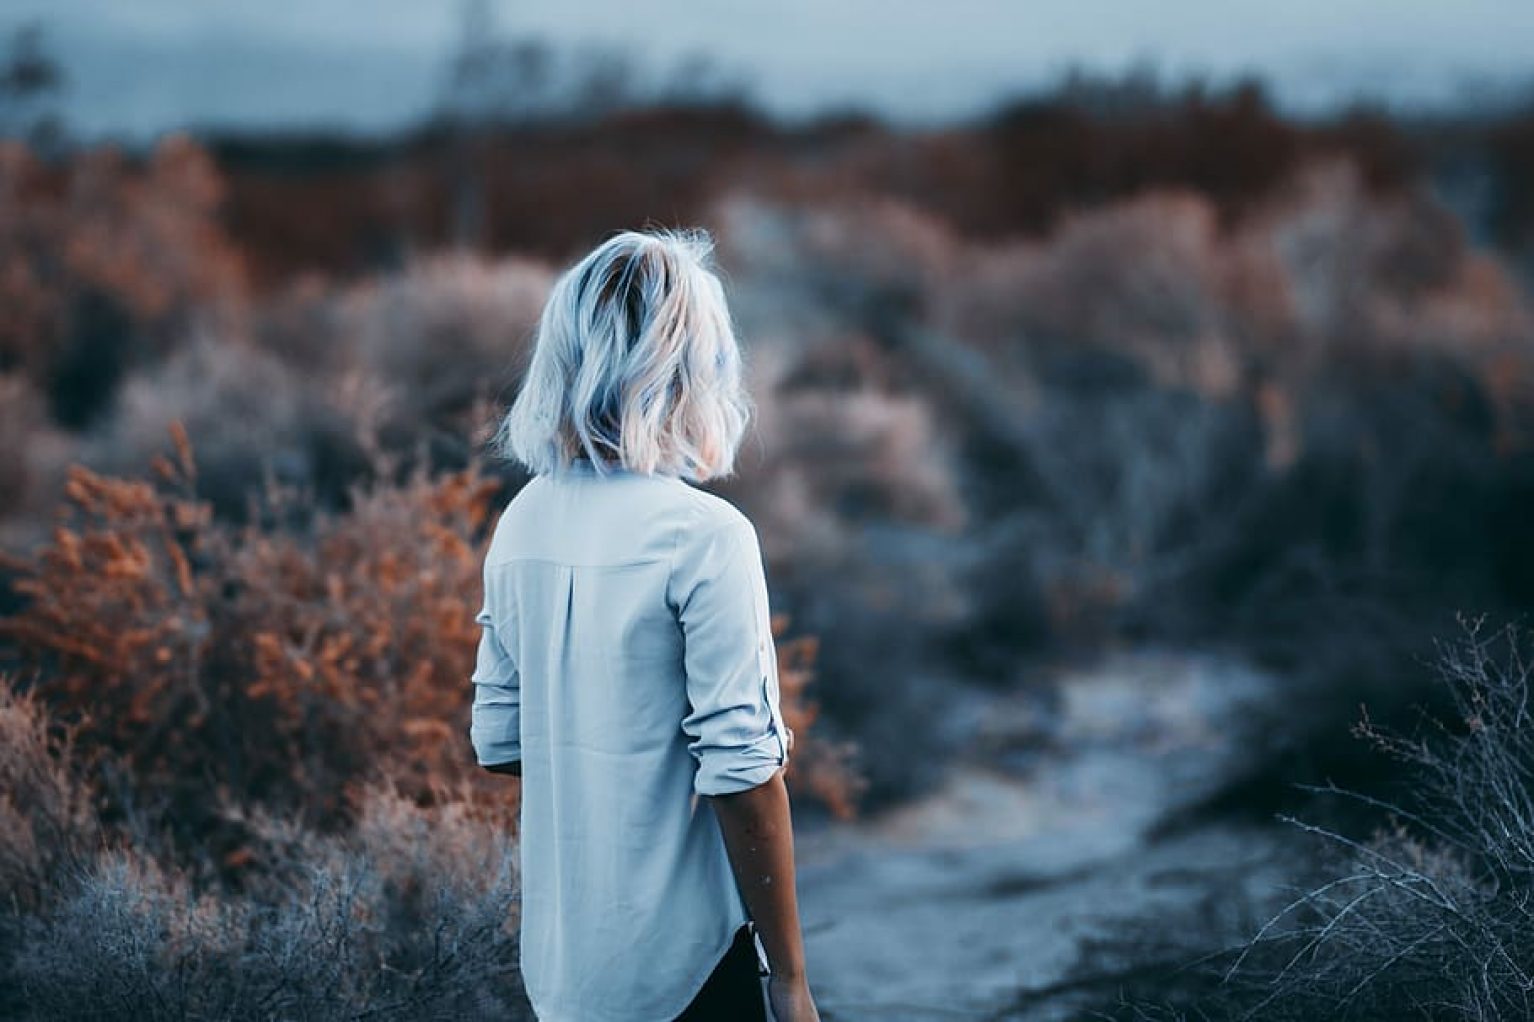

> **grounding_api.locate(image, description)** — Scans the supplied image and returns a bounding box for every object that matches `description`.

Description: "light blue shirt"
[469,456,789,1021]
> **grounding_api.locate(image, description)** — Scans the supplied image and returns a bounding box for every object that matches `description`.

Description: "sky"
[6,0,1534,141]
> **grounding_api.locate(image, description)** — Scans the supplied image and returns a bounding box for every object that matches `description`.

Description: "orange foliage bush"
[0,138,245,401]
[770,619,866,820]
[1,420,503,848]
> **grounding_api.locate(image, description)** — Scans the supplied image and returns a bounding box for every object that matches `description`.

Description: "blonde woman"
[469,228,820,1022]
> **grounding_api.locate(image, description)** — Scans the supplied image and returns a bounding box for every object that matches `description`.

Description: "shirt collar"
[561,455,685,481]
[566,455,627,477]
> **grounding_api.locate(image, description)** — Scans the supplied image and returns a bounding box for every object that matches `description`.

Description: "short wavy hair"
[492,226,752,482]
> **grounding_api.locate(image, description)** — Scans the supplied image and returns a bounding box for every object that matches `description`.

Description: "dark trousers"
[674,923,768,1021]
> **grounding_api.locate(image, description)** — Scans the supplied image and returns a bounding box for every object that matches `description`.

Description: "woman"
[469,227,821,1022]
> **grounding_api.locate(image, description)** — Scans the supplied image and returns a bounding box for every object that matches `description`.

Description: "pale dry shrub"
[1252,160,1534,449]
[3,768,528,1021]
[714,191,972,572]
[720,163,1534,630]
[742,336,968,570]
[742,338,971,799]
[336,252,551,425]
[709,204,977,800]
[0,373,76,547]
[984,168,1531,650]
[0,671,526,1021]
[216,782,527,1022]
[765,159,1534,445]
[1117,618,1534,1022]
[82,331,371,517]
[8,847,247,1022]
[716,187,1258,643]
[713,190,958,332]
[254,252,552,442]
[1004,388,1261,638]
[0,679,101,915]
[1086,620,1534,1022]
[946,191,1281,398]
[1258,161,1524,352]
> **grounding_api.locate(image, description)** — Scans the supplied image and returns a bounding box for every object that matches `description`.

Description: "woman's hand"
[767,973,820,1021]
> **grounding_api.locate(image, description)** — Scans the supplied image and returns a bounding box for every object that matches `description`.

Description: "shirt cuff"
[694,730,786,796]
[470,705,522,767]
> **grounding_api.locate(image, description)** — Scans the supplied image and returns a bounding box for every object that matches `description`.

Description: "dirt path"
[791,651,1297,1020]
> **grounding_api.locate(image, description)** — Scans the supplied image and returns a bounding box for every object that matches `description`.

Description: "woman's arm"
[674,511,818,1017]
[469,600,523,774]
[707,768,809,981]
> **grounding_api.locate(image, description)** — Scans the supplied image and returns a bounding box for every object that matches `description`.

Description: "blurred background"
[2,2,1533,1019]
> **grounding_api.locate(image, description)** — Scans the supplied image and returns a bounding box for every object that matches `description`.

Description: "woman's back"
[471,455,789,1021]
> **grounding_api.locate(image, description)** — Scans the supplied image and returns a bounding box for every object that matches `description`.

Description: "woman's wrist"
[768,962,808,983]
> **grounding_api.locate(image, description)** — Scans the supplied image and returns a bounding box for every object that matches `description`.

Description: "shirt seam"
[666,497,735,611]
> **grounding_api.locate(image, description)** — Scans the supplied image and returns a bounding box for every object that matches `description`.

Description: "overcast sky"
[7,0,1534,140]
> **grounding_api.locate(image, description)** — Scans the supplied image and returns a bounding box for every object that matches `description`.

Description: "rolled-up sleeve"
[469,602,522,767]
[670,509,789,797]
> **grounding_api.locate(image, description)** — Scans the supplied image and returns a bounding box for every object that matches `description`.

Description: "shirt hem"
[523,914,750,1022]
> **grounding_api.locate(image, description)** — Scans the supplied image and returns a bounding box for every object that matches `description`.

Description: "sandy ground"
[790,651,1300,1021]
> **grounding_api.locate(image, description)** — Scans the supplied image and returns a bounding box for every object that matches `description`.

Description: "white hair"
[492,226,752,482]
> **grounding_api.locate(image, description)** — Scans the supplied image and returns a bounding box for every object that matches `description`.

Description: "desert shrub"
[1097,619,1534,1021]
[735,334,968,563]
[0,423,504,854]
[769,614,867,821]
[7,846,249,1021]
[71,251,553,522]
[0,422,861,852]
[722,156,1534,632]
[254,253,550,448]
[0,680,101,916]
[702,172,1534,813]
[191,783,526,1022]
[0,374,50,519]
[742,338,971,802]
[0,373,75,546]
[1231,618,1534,1020]
[0,403,862,1013]
[0,740,529,1022]
[335,253,550,430]
[1075,620,1534,1022]
[704,206,979,801]
[716,189,1271,657]
[82,333,378,521]
[0,137,245,429]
